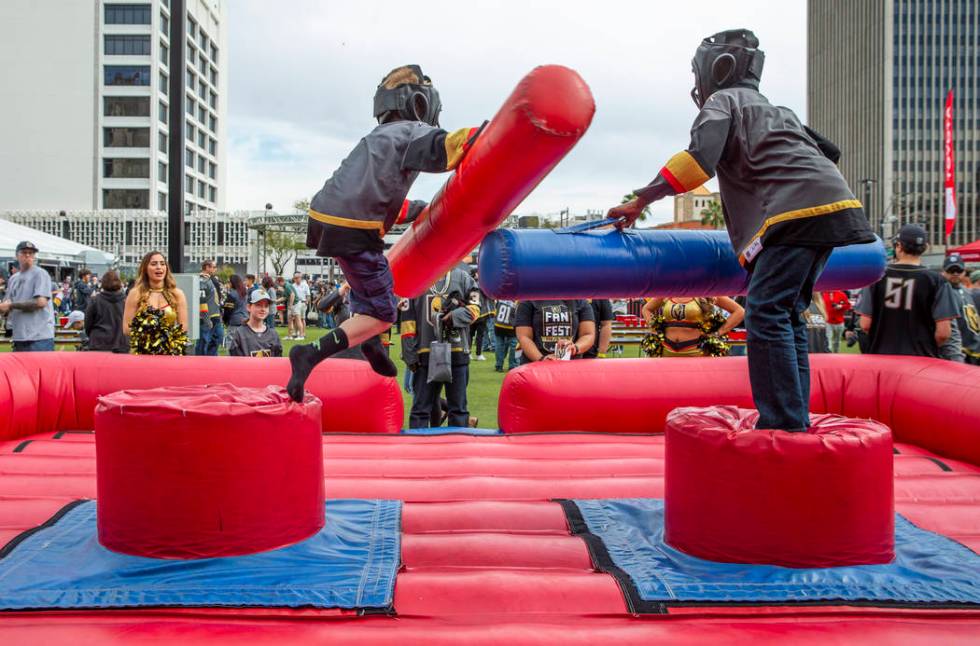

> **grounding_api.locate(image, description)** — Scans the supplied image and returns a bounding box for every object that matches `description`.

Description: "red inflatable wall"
[497,355,980,466]
[0,353,403,440]
[388,65,595,298]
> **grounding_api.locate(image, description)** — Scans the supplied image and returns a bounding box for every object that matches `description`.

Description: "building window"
[209,66,217,85]
[198,182,205,199]
[186,175,194,192]
[209,114,216,132]
[209,91,216,109]
[197,156,205,173]
[208,161,216,179]
[210,44,218,63]
[160,43,168,65]
[186,148,194,168]
[160,12,169,36]
[186,122,194,141]
[158,100,167,124]
[104,4,151,25]
[104,96,150,117]
[158,161,167,182]
[208,138,216,156]
[188,18,196,38]
[103,189,149,209]
[158,192,167,211]
[105,35,151,55]
[159,71,168,95]
[208,185,216,203]
[198,131,206,148]
[186,68,195,88]
[198,105,207,123]
[199,31,207,50]
[198,57,207,76]
[186,96,195,115]
[103,158,150,178]
[199,79,207,97]
[104,65,151,86]
[104,127,150,148]
[158,132,167,153]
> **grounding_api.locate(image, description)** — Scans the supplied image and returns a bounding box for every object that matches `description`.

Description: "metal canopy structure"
[245,211,307,276]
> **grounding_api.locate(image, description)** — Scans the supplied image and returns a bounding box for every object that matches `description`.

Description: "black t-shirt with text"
[515,300,594,363]
[856,264,959,358]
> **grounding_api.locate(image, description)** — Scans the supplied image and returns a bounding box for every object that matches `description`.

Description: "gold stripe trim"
[663,151,710,192]
[308,208,385,232]
[401,320,417,335]
[738,199,863,265]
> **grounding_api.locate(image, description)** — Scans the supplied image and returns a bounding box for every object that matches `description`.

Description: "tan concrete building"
[672,186,722,225]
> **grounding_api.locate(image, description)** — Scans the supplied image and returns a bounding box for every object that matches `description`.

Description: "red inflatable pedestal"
[95,384,325,559]
[665,406,894,568]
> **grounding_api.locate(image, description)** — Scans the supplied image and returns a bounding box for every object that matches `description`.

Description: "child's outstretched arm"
[609,96,732,227]
[401,122,488,174]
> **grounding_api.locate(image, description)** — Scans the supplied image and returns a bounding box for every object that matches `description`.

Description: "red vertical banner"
[944,90,957,239]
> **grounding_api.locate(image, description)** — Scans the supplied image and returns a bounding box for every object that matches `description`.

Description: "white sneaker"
[475,354,486,361]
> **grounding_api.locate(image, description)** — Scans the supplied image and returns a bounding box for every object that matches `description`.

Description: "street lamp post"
[859,179,877,232]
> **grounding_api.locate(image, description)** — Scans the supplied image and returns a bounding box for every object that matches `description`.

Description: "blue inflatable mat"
[561,498,980,613]
[400,426,503,436]
[0,499,401,611]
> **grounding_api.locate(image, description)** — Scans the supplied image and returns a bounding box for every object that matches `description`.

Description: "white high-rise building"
[0,0,230,264]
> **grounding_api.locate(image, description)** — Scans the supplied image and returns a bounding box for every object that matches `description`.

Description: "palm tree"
[700,200,725,228]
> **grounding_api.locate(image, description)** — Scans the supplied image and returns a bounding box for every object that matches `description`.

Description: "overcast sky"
[226,1,806,225]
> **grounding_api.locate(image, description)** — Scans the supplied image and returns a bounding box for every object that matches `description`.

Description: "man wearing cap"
[0,242,55,352]
[226,289,283,358]
[941,253,980,365]
[856,224,959,358]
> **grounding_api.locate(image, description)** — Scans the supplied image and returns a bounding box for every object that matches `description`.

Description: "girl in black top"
[515,300,595,364]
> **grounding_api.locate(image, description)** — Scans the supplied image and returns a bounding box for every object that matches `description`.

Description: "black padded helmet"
[373,64,442,127]
[691,29,765,108]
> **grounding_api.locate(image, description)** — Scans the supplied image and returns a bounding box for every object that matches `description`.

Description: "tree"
[621,193,651,223]
[700,200,725,229]
[266,231,306,277]
[216,264,235,284]
[293,198,310,213]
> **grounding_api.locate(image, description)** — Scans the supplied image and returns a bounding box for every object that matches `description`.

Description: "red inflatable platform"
[0,353,978,643]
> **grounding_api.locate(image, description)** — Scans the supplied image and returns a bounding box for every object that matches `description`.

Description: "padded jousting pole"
[388,66,595,298]
[478,228,887,299]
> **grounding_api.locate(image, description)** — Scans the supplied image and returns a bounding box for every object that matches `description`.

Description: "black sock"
[361,335,398,377]
[286,328,349,402]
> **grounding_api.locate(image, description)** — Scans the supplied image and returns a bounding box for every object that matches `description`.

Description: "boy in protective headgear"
[608,29,875,431]
[287,64,483,402]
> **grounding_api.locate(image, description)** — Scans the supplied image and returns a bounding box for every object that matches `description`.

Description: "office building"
[0,0,228,263]
[808,0,978,247]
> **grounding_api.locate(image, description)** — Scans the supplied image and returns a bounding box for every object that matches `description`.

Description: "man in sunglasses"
[941,253,980,365]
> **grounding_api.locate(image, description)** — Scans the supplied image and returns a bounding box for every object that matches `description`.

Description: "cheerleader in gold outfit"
[641,296,744,357]
[122,251,189,355]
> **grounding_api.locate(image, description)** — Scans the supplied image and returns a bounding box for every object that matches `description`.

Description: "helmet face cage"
[690,30,764,108]
[373,65,442,126]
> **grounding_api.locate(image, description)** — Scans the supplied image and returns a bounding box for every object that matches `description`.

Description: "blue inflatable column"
[478,228,886,300]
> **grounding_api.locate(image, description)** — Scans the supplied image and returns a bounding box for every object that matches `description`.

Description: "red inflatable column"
[665,406,894,567]
[96,384,324,559]
[388,65,595,298]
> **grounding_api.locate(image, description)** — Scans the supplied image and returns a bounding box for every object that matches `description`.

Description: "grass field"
[3,324,864,430]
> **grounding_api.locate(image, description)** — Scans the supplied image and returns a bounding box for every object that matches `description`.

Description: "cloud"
[227,1,806,217]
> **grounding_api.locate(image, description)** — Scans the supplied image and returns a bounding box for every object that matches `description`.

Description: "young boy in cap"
[228,289,283,358]
[286,64,483,401]
[856,224,958,358]
[608,29,875,431]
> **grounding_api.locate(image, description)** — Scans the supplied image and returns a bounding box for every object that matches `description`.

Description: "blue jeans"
[494,332,516,370]
[745,245,831,431]
[195,319,224,356]
[13,338,55,352]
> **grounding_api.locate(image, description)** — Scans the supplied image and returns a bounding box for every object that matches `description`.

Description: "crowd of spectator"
[2,221,979,428]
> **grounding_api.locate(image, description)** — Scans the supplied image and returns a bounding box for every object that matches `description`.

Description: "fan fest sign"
[944,90,957,238]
